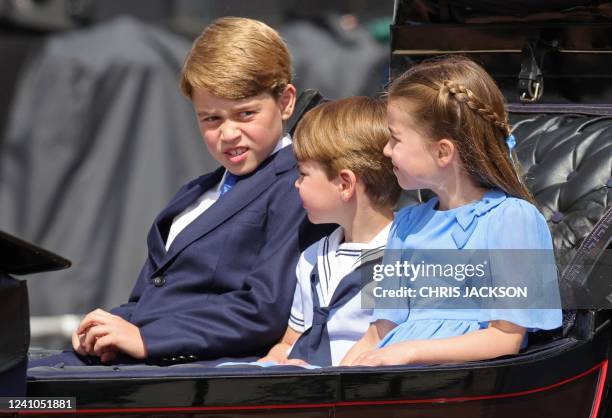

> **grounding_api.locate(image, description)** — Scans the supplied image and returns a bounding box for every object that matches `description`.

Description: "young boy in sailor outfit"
[259,97,401,367]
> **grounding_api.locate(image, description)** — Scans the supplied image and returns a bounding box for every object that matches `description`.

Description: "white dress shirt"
[165,134,292,250]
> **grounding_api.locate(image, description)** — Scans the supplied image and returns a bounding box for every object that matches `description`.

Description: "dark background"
[0,0,394,347]
[0,0,394,144]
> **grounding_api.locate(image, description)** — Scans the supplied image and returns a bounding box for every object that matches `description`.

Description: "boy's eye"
[200,115,220,123]
[238,110,256,118]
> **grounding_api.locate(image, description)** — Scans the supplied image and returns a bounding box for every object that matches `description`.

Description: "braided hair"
[388,56,534,204]
[441,80,511,137]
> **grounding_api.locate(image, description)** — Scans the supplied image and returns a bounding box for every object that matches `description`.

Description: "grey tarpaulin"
[280,13,387,100]
[0,17,213,317]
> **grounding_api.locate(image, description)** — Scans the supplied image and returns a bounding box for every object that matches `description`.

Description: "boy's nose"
[220,121,240,142]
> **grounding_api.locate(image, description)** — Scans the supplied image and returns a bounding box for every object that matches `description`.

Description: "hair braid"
[388,55,535,205]
[441,80,511,137]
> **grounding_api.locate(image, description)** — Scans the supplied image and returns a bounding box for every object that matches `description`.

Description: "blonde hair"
[388,55,535,204]
[294,97,401,208]
[180,17,292,100]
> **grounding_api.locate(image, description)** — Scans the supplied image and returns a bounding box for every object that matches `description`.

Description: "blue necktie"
[219,173,238,197]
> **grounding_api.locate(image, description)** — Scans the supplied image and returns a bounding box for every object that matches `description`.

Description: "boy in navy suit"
[31,17,328,366]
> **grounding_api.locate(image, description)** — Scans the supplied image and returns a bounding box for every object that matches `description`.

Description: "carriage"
[2,0,612,416]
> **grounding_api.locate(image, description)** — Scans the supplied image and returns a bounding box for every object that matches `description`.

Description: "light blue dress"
[374,189,562,348]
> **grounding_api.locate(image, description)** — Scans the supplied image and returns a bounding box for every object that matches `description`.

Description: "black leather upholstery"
[512,112,611,338]
[510,113,611,259]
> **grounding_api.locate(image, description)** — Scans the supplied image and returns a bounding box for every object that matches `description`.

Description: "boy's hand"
[71,329,87,356]
[340,321,394,366]
[72,321,119,363]
[99,350,118,363]
[256,356,311,367]
[279,358,310,367]
[256,355,280,364]
[75,308,148,362]
[259,326,303,365]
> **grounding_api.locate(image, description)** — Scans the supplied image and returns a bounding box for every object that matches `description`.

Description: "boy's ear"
[435,138,455,167]
[279,84,297,121]
[338,169,357,202]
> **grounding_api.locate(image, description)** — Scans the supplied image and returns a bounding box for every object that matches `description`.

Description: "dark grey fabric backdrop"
[0,17,214,316]
[280,13,387,99]
[0,13,389,319]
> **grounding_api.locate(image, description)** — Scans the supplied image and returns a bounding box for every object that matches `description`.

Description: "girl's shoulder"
[490,195,547,225]
[485,194,552,250]
[393,196,438,226]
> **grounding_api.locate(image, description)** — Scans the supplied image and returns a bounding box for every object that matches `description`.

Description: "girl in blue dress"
[341,56,562,367]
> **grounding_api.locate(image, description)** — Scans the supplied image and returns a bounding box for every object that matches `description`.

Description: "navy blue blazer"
[111,146,331,364]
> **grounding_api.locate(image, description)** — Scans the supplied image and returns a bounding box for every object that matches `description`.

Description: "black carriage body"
[0,231,71,400]
[20,332,610,417]
[7,1,612,417]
